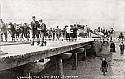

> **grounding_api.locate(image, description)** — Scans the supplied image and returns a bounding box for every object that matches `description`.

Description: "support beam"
[72,53,77,70]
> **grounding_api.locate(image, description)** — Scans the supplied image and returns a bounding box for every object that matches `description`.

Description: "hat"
[32,16,35,18]
[39,19,43,22]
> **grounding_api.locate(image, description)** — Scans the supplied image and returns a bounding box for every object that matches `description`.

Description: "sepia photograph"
[0,0,125,79]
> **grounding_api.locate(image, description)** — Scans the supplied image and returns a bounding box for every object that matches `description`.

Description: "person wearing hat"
[8,22,16,41]
[38,19,46,46]
[31,16,40,45]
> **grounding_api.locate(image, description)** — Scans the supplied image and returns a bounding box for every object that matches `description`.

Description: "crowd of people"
[1,16,121,47]
[94,26,114,38]
[0,16,94,46]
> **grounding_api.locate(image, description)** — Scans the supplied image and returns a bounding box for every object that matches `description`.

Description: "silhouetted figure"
[119,42,125,55]
[38,19,46,46]
[8,22,16,41]
[118,32,124,41]
[55,26,61,40]
[101,58,108,75]
[0,19,7,42]
[31,16,40,45]
[110,41,115,52]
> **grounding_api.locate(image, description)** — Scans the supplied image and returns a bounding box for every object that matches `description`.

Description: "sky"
[1,0,125,31]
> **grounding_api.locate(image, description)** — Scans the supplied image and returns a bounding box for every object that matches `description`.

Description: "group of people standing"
[30,16,79,46]
[96,27,114,38]
[30,16,46,46]
[0,19,31,42]
[0,16,80,46]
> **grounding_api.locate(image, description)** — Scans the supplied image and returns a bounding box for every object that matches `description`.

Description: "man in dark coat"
[38,19,46,46]
[73,24,78,41]
[0,19,7,42]
[31,16,40,45]
[23,23,31,41]
[8,22,16,41]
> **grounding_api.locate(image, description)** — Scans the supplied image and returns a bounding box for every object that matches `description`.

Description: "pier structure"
[0,37,102,78]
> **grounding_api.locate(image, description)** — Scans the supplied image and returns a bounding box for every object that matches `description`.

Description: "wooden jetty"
[0,38,101,78]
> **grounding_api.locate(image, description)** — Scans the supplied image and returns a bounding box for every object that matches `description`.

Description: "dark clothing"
[9,24,16,39]
[102,61,108,67]
[38,23,46,45]
[1,32,7,41]
[119,44,125,55]
[52,29,55,40]
[119,44,125,51]
[62,28,67,38]
[101,60,108,72]
[70,27,74,38]
[32,30,39,38]
[38,23,46,33]
[20,26,24,38]
[31,21,39,38]
[110,42,115,52]
[66,33,70,40]
[31,21,39,30]
[24,25,30,38]
[73,28,78,38]
[16,27,21,38]
[0,22,7,41]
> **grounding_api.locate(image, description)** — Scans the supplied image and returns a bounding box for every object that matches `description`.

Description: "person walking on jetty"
[8,22,16,42]
[38,19,46,46]
[119,41,125,55]
[66,25,71,41]
[31,16,40,46]
[110,41,116,52]
[0,19,8,42]
[55,26,61,40]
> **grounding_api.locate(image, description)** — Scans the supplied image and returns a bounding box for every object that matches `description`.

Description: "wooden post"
[58,58,64,79]
[72,53,77,70]
[81,48,86,61]
[84,48,86,59]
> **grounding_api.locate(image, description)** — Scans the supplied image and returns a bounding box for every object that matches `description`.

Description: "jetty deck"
[0,38,97,71]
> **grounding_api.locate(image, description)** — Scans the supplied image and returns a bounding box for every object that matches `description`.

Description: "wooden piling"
[58,58,64,79]
[72,53,77,70]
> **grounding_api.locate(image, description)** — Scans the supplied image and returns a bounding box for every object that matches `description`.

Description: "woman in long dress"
[110,41,116,52]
